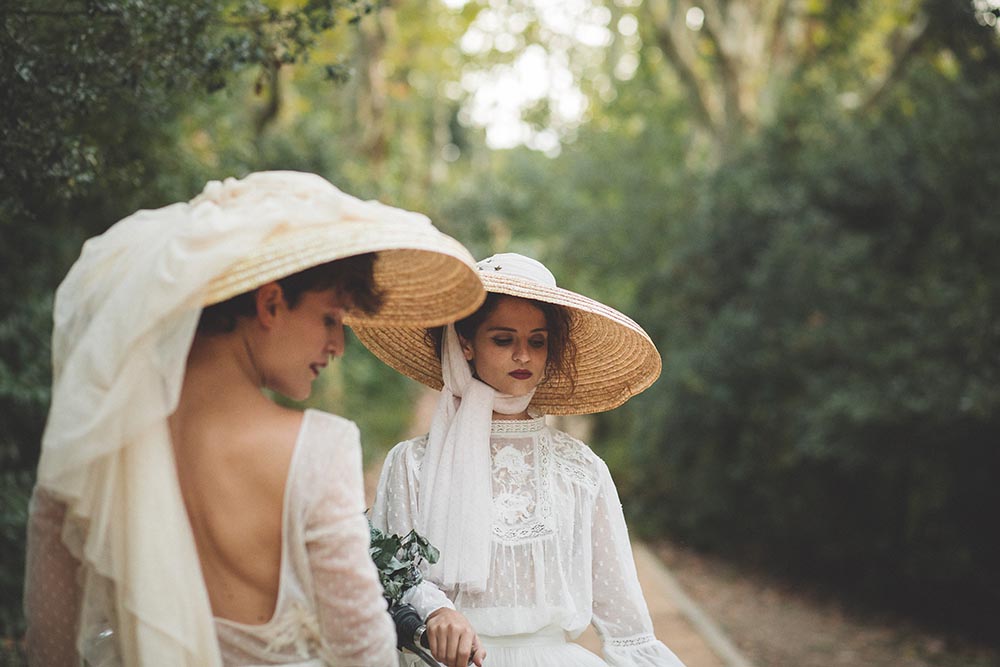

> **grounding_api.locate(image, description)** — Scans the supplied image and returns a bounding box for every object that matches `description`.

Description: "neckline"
[490,414,546,434]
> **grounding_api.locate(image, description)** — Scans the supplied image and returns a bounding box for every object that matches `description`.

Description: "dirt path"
[655,541,1000,667]
[571,541,747,666]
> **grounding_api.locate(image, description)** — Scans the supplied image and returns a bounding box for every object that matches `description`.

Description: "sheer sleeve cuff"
[401,580,455,620]
[604,634,688,667]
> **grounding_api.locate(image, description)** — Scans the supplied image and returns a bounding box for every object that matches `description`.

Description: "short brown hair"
[197,252,383,334]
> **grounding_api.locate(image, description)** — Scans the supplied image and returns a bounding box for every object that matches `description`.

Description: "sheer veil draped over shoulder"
[31,171,483,665]
[418,324,534,592]
[40,192,281,665]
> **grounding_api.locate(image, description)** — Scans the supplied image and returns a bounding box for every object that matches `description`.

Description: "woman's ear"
[459,334,475,362]
[255,282,284,327]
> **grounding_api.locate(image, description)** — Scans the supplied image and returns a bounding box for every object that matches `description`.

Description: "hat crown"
[477,253,556,287]
[190,170,433,231]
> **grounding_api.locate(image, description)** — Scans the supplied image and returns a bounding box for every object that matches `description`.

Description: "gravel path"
[573,541,745,667]
[653,540,1000,667]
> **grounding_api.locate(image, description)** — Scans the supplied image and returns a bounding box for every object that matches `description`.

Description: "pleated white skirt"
[476,642,606,666]
[399,626,608,667]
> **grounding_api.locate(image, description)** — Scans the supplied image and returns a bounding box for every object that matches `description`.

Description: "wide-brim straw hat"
[354,253,662,415]
[196,171,484,327]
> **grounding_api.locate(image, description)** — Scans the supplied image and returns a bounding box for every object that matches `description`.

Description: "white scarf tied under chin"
[418,324,534,593]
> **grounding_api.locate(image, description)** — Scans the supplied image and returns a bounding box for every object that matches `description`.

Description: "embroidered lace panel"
[490,428,554,543]
[550,430,600,490]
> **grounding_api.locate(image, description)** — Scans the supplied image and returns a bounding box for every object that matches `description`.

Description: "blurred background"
[2,1,998,665]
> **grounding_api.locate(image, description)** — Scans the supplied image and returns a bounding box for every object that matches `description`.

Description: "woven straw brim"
[353,273,662,415]
[203,220,484,327]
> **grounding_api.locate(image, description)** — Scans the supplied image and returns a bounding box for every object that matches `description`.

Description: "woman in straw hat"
[23,171,485,666]
[361,253,687,667]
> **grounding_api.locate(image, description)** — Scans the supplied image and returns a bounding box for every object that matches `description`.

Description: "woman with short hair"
[23,171,484,666]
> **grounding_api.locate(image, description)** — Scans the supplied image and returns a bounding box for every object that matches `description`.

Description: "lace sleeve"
[590,461,687,667]
[371,439,455,619]
[302,413,397,667]
[23,487,82,667]
[370,438,422,537]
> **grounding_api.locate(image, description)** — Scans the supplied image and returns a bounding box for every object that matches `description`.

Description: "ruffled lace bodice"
[371,416,685,666]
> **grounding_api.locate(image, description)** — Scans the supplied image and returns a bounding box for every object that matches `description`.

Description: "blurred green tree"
[638,0,934,153]
[620,5,1000,637]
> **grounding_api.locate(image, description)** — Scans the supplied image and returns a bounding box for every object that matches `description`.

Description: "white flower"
[494,445,529,476]
[494,491,532,525]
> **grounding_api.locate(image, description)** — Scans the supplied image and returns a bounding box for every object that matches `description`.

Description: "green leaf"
[366,517,441,605]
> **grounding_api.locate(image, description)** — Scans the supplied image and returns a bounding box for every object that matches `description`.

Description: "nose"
[512,340,531,364]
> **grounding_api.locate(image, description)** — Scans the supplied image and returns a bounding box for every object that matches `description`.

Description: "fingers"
[445,630,470,667]
[425,609,480,667]
[438,629,472,667]
[471,642,487,666]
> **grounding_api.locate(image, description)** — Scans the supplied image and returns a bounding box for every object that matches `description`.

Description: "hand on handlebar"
[424,607,486,667]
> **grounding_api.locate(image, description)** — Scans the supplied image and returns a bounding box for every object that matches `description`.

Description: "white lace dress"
[371,416,686,667]
[25,409,397,667]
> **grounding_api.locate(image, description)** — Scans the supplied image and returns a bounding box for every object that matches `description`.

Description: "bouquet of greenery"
[368,520,441,665]
[369,523,440,606]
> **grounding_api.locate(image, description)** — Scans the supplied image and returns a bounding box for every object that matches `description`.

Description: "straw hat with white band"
[354,252,662,415]
[197,171,484,325]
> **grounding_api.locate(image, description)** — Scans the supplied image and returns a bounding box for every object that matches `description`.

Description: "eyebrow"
[486,326,548,333]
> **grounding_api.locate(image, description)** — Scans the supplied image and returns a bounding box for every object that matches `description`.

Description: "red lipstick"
[509,370,532,380]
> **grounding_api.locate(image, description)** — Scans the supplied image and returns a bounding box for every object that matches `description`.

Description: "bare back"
[171,401,304,625]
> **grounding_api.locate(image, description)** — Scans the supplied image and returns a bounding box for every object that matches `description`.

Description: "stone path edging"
[632,542,757,667]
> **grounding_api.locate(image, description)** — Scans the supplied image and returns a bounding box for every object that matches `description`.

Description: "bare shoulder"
[228,404,305,489]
